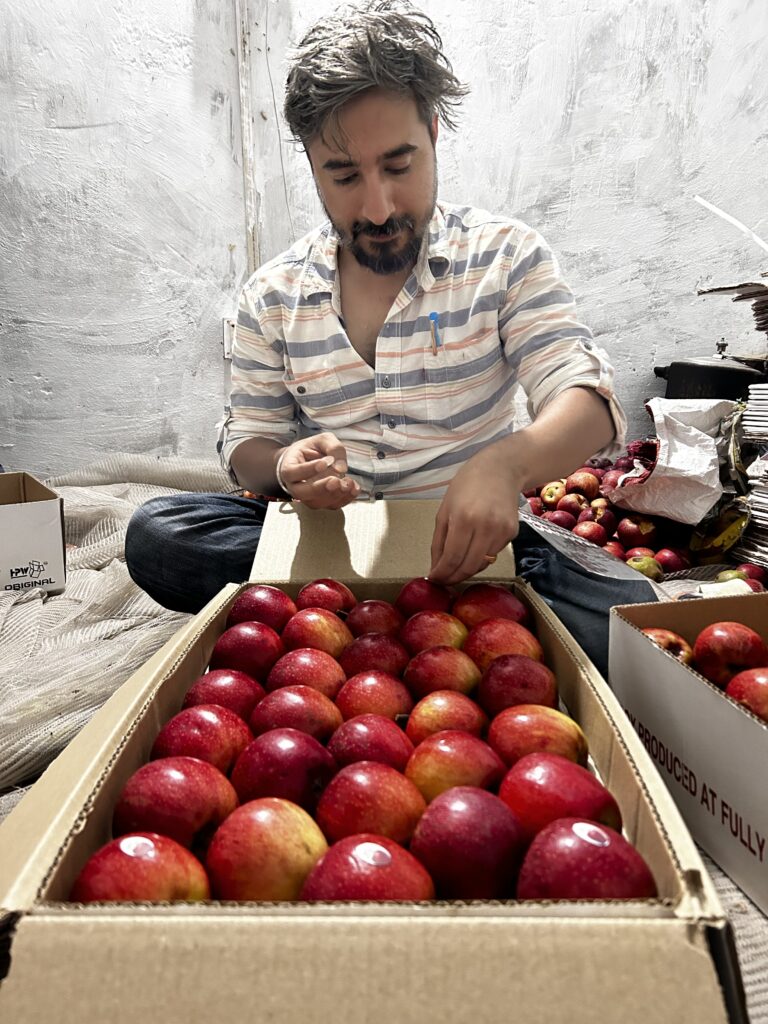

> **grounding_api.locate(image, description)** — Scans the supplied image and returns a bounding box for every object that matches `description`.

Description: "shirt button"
[374,491,384,500]
[376,450,386,460]
[387,418,396,429]
[382,376,391,388]
[297,385,306,394]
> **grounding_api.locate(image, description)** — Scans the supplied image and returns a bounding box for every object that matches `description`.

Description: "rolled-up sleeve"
[499,229,626,455]
[218,280,298,476]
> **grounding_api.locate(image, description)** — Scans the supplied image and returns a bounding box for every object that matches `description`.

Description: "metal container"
[654,340,765,400]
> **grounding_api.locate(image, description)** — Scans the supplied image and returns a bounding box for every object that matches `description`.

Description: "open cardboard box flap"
[249,499,517,586]
[0,502,746,1024]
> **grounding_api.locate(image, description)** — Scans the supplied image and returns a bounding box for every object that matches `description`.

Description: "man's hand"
[279,432,360,510]
[429,446,520,585]
[429,387,616,585]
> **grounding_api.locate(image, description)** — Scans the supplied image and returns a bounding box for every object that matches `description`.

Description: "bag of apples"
[68,576,658,906]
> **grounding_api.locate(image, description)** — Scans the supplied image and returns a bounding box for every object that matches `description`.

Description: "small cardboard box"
[0,502,747,1024]
[0,472,66,596]
[609,594,768,917]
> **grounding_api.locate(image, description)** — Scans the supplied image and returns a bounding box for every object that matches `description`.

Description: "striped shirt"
[219,202,626,498]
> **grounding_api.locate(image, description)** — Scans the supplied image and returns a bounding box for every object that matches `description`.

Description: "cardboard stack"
[0,501,748,1023]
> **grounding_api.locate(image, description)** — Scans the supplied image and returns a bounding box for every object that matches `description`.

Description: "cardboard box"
[0,472,65,596]
[0,502,747,1024]
[610,594,768,918]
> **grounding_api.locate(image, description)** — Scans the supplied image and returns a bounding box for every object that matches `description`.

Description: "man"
[126,0,628,623]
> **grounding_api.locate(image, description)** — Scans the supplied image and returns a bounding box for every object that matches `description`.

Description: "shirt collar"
[299,202,453,299]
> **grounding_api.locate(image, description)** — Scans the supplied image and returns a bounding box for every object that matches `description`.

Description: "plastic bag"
[602,398,738,524]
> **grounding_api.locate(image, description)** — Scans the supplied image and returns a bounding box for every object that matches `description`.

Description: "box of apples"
[0,501,745,1024]
[610,592,768,919]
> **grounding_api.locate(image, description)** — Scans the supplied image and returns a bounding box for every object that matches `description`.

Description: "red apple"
[641,627,694,665]
[591,508,617,535]
[725,668,768,723]
[737,563,768,584]
[572,521,608,546]
[295,578,357,614]
[477,654,558,716]
[542,510,577,531]
[394,577,453,618]
[624,546,656,560]
[266,648,346,700]
[745,579,766,593]
[603,540,626,560]
[226,584,297,631]
[616,515,659,550]
[516,819,657,900]
[300,834,435,902]
[181,669,265,722]
[230,728,337,810]
[335,670,414,721]
[612,455,636,472]
[540,480,567,509]
[557,493,589,519]
[402,646,482,699]
[112,757,238,852]
[410,786,527,899]
[209,621,285,681]
[463,618,544,673]
[576,508,596,523]
[405,730,505,802]
[575,465,606,480]
[345,599,404,637]
[693,621,768,688]
[450,583,529,629]
[150,705,252,775]
[498,752,622,840]
[654,548,690,573]
[565,471,600,501]
[600,469,625,493]
[327,714,415,771]
[338,632,410,677]
[206,797,327,900]
[527,496,545,517]
[399,610,468,656]
[316,761,426,844]
[70,833,209,903]
[281,608,353,659]
[406,691,488,745]
[248,685,342,742]
[488,705,588,767]
[626,556,663,581]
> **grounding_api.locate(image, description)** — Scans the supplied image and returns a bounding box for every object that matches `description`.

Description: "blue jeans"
[125,495,656,676]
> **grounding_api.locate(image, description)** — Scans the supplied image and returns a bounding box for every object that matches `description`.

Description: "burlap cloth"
[0,453,764,1020]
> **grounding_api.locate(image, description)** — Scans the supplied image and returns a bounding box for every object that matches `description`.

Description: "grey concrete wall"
[0,0,246,477]
[250,0,768,443]
[1,0,766,478]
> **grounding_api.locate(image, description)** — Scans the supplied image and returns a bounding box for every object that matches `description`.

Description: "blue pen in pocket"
[428,312,442,355]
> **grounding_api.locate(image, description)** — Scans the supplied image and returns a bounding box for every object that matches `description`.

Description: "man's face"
[307,89,437,275]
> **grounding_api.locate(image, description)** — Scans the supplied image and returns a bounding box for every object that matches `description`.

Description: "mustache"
[352,215,414,240]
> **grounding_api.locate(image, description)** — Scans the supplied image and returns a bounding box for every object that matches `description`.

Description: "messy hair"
[284,1,469,148]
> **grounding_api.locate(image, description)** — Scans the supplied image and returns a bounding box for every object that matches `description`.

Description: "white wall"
[250,0,768,442]
[0,0,246,477]
[1,0,767,478]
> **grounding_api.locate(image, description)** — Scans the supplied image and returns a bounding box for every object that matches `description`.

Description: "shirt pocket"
[424,315,507,431]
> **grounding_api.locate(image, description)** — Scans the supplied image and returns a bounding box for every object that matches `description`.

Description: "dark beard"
[348,216,423,274]
[321,180,437,276]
